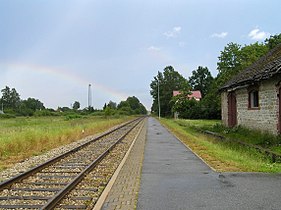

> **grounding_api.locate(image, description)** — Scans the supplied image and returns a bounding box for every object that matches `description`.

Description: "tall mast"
[88,84,92,109]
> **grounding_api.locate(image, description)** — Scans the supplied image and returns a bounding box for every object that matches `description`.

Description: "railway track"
[0,117,145,209]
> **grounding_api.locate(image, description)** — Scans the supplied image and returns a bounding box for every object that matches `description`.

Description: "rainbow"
[0,62,128,101]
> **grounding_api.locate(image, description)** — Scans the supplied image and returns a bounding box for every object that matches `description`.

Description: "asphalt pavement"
[137,117,281,210]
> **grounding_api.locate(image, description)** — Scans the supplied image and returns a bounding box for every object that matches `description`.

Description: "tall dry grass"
[0,116,131,170]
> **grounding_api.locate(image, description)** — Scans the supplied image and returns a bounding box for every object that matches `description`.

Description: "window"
[249,89,259,109]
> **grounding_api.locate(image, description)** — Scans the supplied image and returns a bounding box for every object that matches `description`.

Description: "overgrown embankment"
[0,116,132,170]
[160,118,281,173]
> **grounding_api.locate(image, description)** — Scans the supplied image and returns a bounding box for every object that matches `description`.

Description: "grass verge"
[0,116,133,171]
[160,118,281,173]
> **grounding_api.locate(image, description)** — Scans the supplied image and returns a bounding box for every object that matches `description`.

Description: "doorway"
[228,92,237,127]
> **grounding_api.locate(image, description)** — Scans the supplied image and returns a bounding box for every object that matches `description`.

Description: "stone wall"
[221,91,228,126]
[221,76,281,135]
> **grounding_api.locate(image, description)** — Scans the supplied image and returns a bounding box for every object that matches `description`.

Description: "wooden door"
[277,87,281,134]
[228,92,237,127]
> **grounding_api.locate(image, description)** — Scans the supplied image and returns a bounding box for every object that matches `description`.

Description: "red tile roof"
[173,90,202,100]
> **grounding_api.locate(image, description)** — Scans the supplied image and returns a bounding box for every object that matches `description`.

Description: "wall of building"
[221,76,281,135]
[221,91,228,126]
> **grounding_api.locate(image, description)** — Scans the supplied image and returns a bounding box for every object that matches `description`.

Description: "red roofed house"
[172,90,202,119]
[173,90,202,101]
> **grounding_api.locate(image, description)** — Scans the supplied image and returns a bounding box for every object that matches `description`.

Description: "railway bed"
[0,117,145,209]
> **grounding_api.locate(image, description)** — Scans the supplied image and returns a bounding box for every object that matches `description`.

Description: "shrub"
[0,113,16,119]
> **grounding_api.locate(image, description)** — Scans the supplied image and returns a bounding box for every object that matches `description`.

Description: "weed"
[160,118,281,172]
[0,116,132,170]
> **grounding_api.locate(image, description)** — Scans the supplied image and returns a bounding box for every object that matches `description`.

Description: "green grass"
[160,118,281,173]
[0,115,132,170]
[210,124,281,148]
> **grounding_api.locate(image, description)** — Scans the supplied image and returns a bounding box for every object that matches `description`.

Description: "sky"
[0,0,280,110]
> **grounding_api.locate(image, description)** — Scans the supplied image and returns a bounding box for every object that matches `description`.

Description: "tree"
[117,100,132,115]
[107,101,117,109]
[150,66,189,117]
[216,42,243,87]
[0,86,21,112]
[103,103,107,110]
[189,66,214,98]
[216,42,268,88]
[22,98,45,111]
[18,98,45,116]
[239,42,269,70]
[72,101,80,110]
[265,33,281,49]
[58,107,71,112]
[117,96,147,115]
[126,96,140,110]
[211,41,269,120]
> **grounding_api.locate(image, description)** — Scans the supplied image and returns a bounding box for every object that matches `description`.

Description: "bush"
[0,113,16,118]
[34,109,60,117]
[64,114,82,120]
[211,124,281,147]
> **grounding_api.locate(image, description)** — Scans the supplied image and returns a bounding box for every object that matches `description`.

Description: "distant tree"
[22,98,45,111]
[117,101,130,109]
[103,103,107,110]
[107,101,117,109]
[200,84,221,119]
[104,106,113,117]
[137,104,147,115]
[0,86,21,112]
[126,96,140,110]
[58,107,71,112]
[72,101,80,110]
[265,33,281,49]
[117,96,147,115]
[18,98,45,116]
[150,66,189,117]
[189,66,214,97]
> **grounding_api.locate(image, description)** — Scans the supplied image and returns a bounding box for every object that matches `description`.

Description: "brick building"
[220,44,281,135]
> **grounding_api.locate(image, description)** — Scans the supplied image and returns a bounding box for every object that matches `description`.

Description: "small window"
[249,89,259,109]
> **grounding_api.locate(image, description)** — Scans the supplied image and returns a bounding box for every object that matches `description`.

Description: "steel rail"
[41,117,143,209]
[0,117,143,190]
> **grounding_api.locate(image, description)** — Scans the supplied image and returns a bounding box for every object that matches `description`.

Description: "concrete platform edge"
[93,120,146,210]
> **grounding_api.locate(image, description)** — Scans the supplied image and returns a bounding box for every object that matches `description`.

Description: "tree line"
[103,96,147,116]
[150,33,281,119]
[0,86,147,117]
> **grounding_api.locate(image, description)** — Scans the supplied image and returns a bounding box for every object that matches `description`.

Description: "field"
[0,115,132,170]
[160,118,281,173]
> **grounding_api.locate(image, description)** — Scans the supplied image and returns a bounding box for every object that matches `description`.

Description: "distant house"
[173,90,202,101]
[172,90,202,119]
[220,44,281,135]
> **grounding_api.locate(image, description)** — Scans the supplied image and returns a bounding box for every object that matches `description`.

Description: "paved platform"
[100,117,281,210]
[100,119,147,210]
[137,117,281,210]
